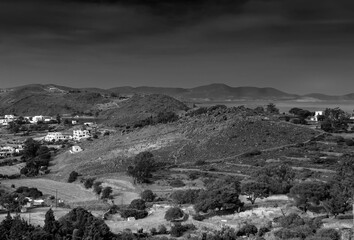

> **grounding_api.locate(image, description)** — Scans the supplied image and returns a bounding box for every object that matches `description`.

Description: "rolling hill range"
[110,83,299,101]
[1,83,354,117]
[110,83,354,101]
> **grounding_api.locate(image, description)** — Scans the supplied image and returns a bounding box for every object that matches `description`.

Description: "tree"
[165,207,184,222]
[254,164,295,194]
[321,107,350,132]
[241,181,269,204]
[93,181,103,196]
[129,199,146,210]
[194,176,244,213]
[289,181,330,212]
[56,114,61,124]
[266,103,279,114]
[140,190,155,202]
[127,151,156,184]
[43,208,58,235]
[68,171,79,183]
[23,138,41,160]
[101,187,112,199]
[170,189,200,204]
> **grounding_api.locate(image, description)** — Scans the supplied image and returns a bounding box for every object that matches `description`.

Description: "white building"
[4,115,15,121]
[43,116,54,123]
[0,146,15,158]
[30,115,44,123]
[0,119,9,126]
[44,132,68,142]
[70,145,83,153]
[310,111,324,122]
[73,129,91,141]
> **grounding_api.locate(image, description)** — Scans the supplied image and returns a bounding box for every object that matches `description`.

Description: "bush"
[140,190,155,202]
[128,199,146,210]
[83,178,95,189]
[279,213,305,228]
[195,160,206,166]
[170,223,196,238]
[93,181,103,195]
[258,226,270,236]
[237,224,258,237]
[345,139,354,146]
[150,228,157,235]
[101,186,113,199]
[165,207,184,222]
[243,149,261,157]
[192,214,205,221]
[169,179,185,188]
[170,189,200,204]
[68,171,79,183]
[158,225,167,234]
[314,228,340,240]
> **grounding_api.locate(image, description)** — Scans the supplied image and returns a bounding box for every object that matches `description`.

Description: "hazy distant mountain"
[110,83,299,101]
[2,83,354,116]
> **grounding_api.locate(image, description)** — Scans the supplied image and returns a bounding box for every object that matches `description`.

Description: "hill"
[100,94,189,126]
[0,84,112,116]
[48,106,318,180]
[110,83,299,101]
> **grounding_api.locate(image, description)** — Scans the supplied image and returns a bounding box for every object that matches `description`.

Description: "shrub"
[195,160,206,166]
[170,223,196,238]
[314,228,340,240]
[68,171,79,183]
[279,213,305,228]
[83,178,95,189]
[258,226,270,236]
[243,149,261,157]
[93,181,103,195]
[140,190,155,202]
[169,179,185,188]
[129,199,146,210]
[192,214,205,221]
[158,225,167,234]
[150,228,157,235]
[237,224,258,237]
[165,207,184,222]
[101,186,113,199]
[345,139,354,146]
[170,189,200,204]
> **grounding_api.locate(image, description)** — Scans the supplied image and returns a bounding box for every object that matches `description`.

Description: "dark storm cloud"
[1,0,354,94]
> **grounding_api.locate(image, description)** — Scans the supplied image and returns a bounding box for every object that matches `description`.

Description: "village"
[0,113,106,158]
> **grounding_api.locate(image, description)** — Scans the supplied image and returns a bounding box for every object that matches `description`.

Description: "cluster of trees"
[0,186,42,212]
[273,213,340,240]
[20,138,52,177]
[321,108,350,132]
[288,158,354,217]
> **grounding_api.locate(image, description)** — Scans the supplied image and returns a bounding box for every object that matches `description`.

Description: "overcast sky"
[1,0,354,94]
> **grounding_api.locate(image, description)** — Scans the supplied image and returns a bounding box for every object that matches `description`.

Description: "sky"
[1,0,354,95]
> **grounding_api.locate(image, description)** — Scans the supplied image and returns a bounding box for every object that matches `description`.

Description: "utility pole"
[55,189,58,208]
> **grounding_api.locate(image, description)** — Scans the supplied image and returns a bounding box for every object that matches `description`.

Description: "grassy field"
[1,178,97,203]
[0,163,25,175]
